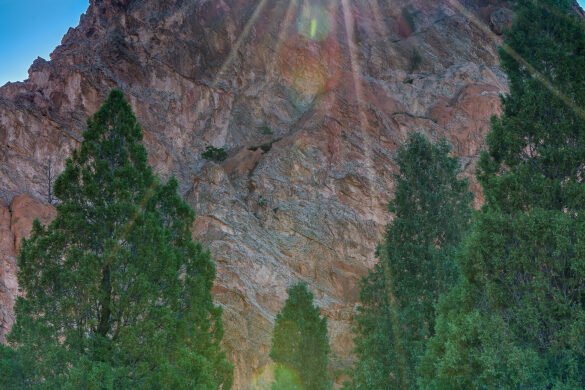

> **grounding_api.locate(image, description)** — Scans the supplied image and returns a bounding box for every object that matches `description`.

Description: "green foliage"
[248,137,282,153]
[260,142,273,152]
[271,364,303,390]
[202,146,228,162]
[478,0,585,213]
[420,211,585,389]
[3,90,233,389]
[0,344,25,388]
[421,1,585,388]
[270,283,333,390]
[347,134,473,389]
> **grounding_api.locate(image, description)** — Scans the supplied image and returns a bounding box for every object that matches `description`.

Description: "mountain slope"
[3,0,576,387]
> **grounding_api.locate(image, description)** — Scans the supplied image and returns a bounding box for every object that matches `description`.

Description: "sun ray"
[192,0,271,120]
[367,0,392,40]
[340,0,367,130]
[446,0,585,120]
[268,0,299,75]
[339,0,374,198]
[212,0,270,88]
[339,1,410,386]
[108,1,281,262]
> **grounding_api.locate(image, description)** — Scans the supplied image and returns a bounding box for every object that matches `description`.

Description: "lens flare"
[212,0,269,87]
[249,362,302,389]
[279,34,341,97]
[310,18,318,39]
[297,2,330,41]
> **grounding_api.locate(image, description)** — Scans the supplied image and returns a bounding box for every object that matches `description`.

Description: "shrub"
[201,146,228,162]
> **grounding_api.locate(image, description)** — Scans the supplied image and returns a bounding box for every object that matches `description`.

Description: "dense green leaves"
[201,146,228,162]
[422,1,585,388]
[270,283,332,390]
[2,90,233,389]
[478,0,585,213]
[420,211,585,389]
[347,134,473,389]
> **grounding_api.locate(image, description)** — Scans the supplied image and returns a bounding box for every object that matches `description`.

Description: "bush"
[201,146,228,162]
[260,142,272,152]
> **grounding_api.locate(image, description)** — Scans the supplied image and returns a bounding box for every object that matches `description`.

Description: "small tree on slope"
[0,90,233,389]
[420,1,585,388]
[270,283,333,390]
[346,133,473,389]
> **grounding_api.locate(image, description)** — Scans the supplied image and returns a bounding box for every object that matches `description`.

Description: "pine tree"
[270,283,332,390]
[420,1,585,388]
[346,134,473,389]
[0,90,233,389]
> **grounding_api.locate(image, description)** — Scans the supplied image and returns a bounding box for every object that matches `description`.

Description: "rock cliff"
[1,0,582,387]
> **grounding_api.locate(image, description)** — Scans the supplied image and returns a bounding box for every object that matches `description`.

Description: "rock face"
[490,7,515,35]
[0,0,582,387]
[0,195,55,342]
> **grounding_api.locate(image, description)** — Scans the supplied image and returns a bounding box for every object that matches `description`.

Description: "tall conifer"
[1,90,233,389]
[420,1,585,387]
[270,283,332,390]
[347,134,473,389]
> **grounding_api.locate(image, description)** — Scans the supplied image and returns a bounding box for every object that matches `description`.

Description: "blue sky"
[1,0,585,86]
[0,0,89,86]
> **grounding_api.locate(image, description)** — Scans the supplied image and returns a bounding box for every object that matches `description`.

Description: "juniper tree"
[346,134,473,389]
[270,283,332,390]
[0,90,233,389]
[420,1,585,387]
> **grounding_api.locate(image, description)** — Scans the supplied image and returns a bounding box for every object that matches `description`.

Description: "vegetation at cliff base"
[420,0,585,387]
[345,2,585,386]
[270,283,333,390]
[0,90,233,389]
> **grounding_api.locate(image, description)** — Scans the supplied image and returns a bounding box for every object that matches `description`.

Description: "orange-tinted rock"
[10,194,56,251]
[0,204,16,342]
[0,195,56,343]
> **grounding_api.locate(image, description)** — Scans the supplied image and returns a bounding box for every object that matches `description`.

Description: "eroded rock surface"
[0,195,55,343]
[1,0,583,387]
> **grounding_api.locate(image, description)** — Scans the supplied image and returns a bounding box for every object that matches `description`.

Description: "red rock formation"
[0,0,583,387]
[0,195,55,343]
[0,201,15,342]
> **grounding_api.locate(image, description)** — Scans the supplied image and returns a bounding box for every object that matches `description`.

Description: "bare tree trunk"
[45,158,55,205]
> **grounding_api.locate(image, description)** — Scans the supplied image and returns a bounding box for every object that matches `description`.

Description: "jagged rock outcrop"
[1,0,583,387]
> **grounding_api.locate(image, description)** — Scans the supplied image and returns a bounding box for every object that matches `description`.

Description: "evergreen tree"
[270,283,332,390]
[346,134,473,389]
[0,344,25,388]
[0,90,233,389]
[420,1,585,388]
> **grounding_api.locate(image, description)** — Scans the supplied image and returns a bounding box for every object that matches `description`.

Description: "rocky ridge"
[1,0,582,387]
